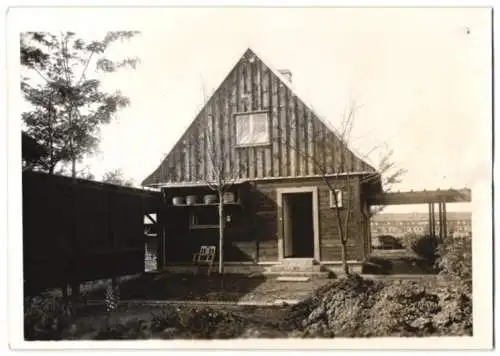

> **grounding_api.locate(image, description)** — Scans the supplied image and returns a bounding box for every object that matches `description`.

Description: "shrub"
[152,306,252,339]
[96,318,153,340]
[150,306,182,332]
[104,284,120,312]
[402,232,418,250]
[432,285,472,336]
[436,235,472,293]
[411,235,439,265]
[176,307,241,338]
[24,295,73,340]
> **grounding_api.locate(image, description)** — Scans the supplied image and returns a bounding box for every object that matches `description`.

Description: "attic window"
[235,111,270,147]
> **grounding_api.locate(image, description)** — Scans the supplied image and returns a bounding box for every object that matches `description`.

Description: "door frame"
[276,186,320,261]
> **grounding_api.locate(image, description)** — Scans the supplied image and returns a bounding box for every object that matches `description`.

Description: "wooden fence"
[22,171,163,295]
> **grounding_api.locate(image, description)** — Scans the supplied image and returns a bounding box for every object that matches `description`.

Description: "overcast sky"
[11,7,492,213]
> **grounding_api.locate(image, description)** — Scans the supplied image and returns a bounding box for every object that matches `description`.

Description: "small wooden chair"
[192,245,216,276]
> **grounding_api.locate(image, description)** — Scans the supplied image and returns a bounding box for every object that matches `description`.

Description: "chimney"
[278,69,292,83]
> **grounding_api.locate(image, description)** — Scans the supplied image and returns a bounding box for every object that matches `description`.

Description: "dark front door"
[285,192,314,258]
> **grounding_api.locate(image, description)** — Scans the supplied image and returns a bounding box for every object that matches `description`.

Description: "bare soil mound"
[282,274,472,338]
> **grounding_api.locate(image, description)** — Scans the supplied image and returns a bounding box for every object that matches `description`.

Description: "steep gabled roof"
[142,47,378,187]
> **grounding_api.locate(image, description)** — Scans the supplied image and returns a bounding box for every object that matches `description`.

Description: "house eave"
[145,171,379,189]
[144,179,251,189]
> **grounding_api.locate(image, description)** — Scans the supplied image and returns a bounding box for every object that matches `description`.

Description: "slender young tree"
[197,83,244,275]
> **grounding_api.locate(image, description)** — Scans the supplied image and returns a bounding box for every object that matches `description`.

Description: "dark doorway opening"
[284,192,314,258]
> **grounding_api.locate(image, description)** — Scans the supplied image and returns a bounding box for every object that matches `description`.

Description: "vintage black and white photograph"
[6,5,493,350]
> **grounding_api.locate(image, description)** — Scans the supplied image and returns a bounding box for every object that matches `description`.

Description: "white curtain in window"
[236,115,251,145]
[251,113,269,143]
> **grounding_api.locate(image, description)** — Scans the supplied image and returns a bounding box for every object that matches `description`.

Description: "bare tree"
[280,100,406,275]
[198,84,244,275]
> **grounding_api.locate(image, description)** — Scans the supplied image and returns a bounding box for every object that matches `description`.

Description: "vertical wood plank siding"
[160,175,368,264]
[143,49,374,187]
[252,176,366,262]
[271,72,280,177]
[263,64,272,177]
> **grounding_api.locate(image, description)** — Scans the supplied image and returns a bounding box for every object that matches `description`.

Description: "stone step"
[265,265,322,273]
[276,276,311,282]
[280,258,315,266]
[260,271,330,279]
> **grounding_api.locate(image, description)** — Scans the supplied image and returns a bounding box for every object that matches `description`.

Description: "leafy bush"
[402,232,418,250]
[150,306,182,332]
[95,318,154,340]
[24,295,73,340]
[411,235,439,265]
[436,235,472,293]
[432,286,472,335]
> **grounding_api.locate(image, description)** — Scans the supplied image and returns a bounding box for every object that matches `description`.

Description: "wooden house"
[142,48,382,273]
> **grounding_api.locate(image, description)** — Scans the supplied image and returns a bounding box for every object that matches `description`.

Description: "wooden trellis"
[368,188,472,240]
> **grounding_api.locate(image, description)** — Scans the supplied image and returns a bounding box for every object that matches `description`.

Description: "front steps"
[266,258,317,271]
[261,258,330,279]
[276,276,311,282]
[162,259,361,278]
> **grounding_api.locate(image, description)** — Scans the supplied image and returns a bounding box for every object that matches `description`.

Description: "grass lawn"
[84,273,331,304]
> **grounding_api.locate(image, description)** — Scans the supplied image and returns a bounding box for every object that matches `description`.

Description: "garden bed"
[84,273,331,304]
[25,274,471,340]
[50,303,291,340]
[25,235,472,340]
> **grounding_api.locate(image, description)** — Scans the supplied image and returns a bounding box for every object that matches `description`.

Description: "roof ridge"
[142,45,377,186]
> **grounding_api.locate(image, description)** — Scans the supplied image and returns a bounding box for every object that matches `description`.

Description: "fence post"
[442,202,447,239]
